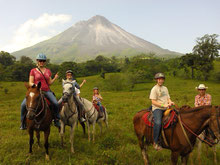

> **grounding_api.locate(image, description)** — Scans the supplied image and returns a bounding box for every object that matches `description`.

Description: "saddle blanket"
[142,110,178,129]
[93,104,105,112]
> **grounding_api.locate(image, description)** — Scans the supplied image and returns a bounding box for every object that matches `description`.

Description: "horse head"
[62,79,75,103]
[25,82,42,120]
[209,106,220,141]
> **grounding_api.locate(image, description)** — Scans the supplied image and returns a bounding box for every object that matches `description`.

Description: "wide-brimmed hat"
[195,84,208,90]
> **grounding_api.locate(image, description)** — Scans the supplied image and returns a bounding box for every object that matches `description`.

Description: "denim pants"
[20,90,60,121]
[97,102,103,111]
[153,109,164,144]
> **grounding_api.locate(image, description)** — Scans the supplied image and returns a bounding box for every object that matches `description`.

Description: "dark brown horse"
[25,82,52,161]
[133,105,220,165]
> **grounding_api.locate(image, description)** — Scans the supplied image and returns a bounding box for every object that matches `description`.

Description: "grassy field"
[0,74,219,165]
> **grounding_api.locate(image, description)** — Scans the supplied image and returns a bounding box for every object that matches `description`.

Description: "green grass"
[0,74,219,165]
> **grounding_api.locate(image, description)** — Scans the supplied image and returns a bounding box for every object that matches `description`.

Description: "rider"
[195,84,211,107]
[92,87,104,117]
[58,70,86,122]
[149,73,174,150]
[20,53,60,130]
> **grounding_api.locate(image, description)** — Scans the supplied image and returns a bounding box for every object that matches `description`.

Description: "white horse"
[81,98,108,142]
[59,80,78,153]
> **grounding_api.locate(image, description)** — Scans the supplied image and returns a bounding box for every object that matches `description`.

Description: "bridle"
[62,82,77,121]
[26,92,47,127]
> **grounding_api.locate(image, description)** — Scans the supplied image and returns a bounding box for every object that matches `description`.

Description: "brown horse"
[133,105,220,165]
[25,82,52,161]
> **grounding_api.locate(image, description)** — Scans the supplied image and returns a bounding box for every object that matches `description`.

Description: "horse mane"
[179,105,212,114]
[136,109,151,114]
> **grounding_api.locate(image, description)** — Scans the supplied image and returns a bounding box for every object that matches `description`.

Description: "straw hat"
[195,84,208,90]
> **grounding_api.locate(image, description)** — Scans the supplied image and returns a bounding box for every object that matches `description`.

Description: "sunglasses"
[38,60,46,62]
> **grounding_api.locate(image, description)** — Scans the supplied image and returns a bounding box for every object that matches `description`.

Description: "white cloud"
[0,13,72,53]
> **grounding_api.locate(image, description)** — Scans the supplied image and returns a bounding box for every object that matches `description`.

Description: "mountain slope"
[12,15,181,63]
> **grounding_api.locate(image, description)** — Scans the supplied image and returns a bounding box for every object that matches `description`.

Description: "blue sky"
[0,0,219,54]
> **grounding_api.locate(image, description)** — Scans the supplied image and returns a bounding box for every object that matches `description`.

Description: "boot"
[20,120,26,130]
[54,119,61,128]
[80,117,86,123]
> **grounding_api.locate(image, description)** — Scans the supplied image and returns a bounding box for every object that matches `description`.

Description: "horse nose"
[27,111,35,120]
[62,95,68,102]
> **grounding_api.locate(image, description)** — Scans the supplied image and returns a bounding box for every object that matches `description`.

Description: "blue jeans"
[153,109,164,144]
[97,102,103,111]
[20,90,60,121]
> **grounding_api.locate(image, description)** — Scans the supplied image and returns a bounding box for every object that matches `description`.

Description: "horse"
[181,105,218,164]
[25,82,52,161]
[133,105,220,165]
[81,98,108,142]
[59,79,79,153]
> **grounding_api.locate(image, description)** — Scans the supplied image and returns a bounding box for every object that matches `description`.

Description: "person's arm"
[168,98,175,106]
[80,79,86,88]
[194,95,199,107]
[74,81,80,89]
[98,94,103,101]
[49,72,58,85]
[151,99,168,109]
[29,75,35,86]
[206,95,212,105]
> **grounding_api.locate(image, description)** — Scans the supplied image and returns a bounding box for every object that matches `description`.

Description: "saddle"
[142,109,178,129]
[93,103,106,119]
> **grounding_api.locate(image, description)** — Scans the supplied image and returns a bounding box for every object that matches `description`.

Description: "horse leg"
[138,135,149,165]
[98,121,102,134]
[197,140,202,165]
[44,128,50,161]
[87,121,91,142]
[171,152,179,165]
[60,121,65,147]
[181,154,189,165]
[28,129,34,154]
[36,131,41,148]
[80,122,86,135]
[213,146,217,164]
[70,121,77,154]
[92,122,96,143]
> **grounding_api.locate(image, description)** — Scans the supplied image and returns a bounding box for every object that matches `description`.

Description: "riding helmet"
[93,87,99,90]
[36,53,47,60]
[154,73,165,79]
[66,70,74,74]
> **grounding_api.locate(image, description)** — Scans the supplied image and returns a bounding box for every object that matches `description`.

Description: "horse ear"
[37,82,41,89]
[24,82,29,89]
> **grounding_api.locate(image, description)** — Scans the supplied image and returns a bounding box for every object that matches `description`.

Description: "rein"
[180,119,215,147]
[82,98,96,119]
[177,106,218,147]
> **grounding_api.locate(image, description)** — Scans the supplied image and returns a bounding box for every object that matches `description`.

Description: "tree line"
[0,34,219,83]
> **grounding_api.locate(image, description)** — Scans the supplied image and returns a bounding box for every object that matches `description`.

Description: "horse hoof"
[71,150,75,154]
[45,154,50,161]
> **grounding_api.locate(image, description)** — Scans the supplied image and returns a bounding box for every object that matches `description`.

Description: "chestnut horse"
[25,82,52,161]
[133,105,220,165]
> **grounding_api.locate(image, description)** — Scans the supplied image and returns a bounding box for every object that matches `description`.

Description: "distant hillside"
[12,15,181,63]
